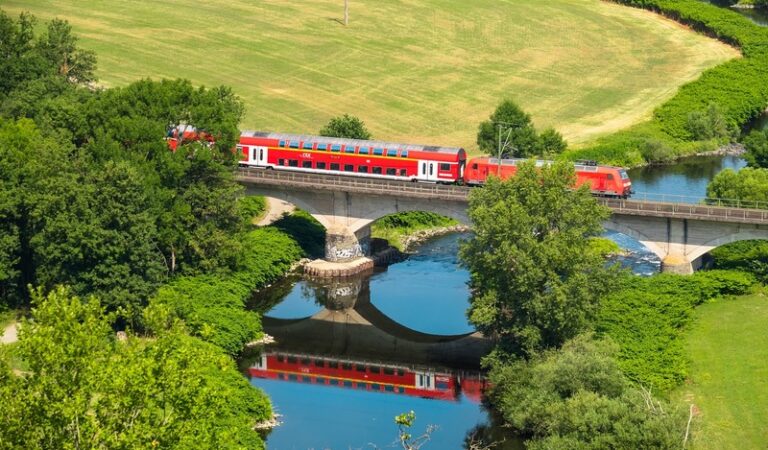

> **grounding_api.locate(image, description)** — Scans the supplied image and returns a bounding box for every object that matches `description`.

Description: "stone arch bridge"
[238,168,768,274]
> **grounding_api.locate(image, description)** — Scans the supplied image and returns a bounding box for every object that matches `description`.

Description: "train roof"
[469,156,626,171]
[241,131,465,155]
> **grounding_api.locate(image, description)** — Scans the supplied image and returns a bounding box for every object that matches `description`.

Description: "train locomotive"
[168,128,632,197]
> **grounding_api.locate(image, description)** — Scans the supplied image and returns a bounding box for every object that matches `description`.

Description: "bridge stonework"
[237,169,768,274]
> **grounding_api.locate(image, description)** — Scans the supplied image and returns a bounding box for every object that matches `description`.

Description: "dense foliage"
[319,113,372,140]
[477,100,567,158]
[710,239,768,281]
[488,334,686,449]
[707,167,768,206]
[743,129,768,168]
[150,228,302,354]
[0,288,270,449]
[460,160,614,356]
[598,270,756,391]
[567,0,768,166]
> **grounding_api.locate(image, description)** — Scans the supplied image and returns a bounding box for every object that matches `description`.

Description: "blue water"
[264,280,325,319]
[255,378,491,450]
[370,233,473,335]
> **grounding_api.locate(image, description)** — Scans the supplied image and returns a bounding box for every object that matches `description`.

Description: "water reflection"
[627,155,746,202]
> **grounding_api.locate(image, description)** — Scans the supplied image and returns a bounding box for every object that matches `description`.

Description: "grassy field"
[2,0,737,151]
[679,291,768,449]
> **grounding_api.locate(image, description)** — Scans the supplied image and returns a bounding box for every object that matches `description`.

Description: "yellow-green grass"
[678,291,768,449]
[3,0,738,152]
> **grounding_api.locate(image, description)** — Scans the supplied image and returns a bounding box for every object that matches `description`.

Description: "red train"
[168,129,632,197]
[249,352,488,402]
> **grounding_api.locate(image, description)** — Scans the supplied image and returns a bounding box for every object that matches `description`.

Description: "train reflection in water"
[249,351,487,403]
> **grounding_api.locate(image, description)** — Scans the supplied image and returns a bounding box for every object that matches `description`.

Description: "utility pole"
[344,0,349,26]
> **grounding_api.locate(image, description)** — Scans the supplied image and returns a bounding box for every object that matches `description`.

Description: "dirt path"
[256,197,295,226]
[1,322,18,345]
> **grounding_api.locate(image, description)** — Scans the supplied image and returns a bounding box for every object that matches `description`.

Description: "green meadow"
[681,292,768,449]
[2,0,737,151]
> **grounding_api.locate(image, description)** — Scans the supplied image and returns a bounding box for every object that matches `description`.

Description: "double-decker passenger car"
[237,131,467,183]
[464,157,632,198]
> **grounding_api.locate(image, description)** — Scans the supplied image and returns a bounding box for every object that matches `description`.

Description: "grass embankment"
[371,211,459,251]
[2,0,735,151]
[567,0,768,166]
[678,290,768,449]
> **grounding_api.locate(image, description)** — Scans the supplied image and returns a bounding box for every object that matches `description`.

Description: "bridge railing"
[600,197,768,222]
[630,191,768,209]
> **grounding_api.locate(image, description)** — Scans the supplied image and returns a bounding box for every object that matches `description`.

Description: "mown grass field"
[680,291,768,449]
[2,0,737,151]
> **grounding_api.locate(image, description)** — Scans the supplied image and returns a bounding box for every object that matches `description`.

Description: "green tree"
[743,129,768,168]
[685,103,733,141]
[488,334,685,449]
[319,113,372,139]
[477,100,539,158]
[36,18,96,85]
[706,167,768,207]
[459,160,613,356]
[0,287,270,449]
[536,127,567,157]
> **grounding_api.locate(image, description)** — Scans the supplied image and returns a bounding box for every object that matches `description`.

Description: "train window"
[620,170,629,179]
[372,167,382,174]
[316,377,326,384]
[343,380,353,388]
[371,383,381,390]
[472,163,478,169]
[330,163,340,171]
[279,140,285,147]
[288,374,298,381]
[607,174,614,180]
[302,376,311,383]
[301,357,310,365]
[277,355,285,362]
[331,144,342,152]
[397,369,405,376]
[342,362,352,370]
[288,159,299,167]
[385,385,394,392]
[328,361,339,369]
[317,143,329,151]
[399,169,407,176]
[358,166,368,173]
[359,147,369,155]
[373,148,383,156]
[344,164,354,172]
[278,373,285,380]
[370,366,381,374]
[303,142,313,150]
[287,356,297,363]
[316,162,327,170]
[400,150,409,158]
[278,159,285,166]
[314,359,325,367]
[383,367,395,375]
[356,364,366,372]
[330,379,339,386]
[386,168,397,176]
[398,387,405,393]
[356,382,366,390]
[429,164,433,175]
[302,161,312,168]
[344,146,356,154]
[440,163,450,171]
[289,140,299,148]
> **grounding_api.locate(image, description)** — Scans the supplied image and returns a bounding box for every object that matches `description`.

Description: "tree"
[319,113,372,139]
[0,287,271,449]
[36,18,96,84]
[536,127,567,157]
[459,160,613,356]
[477,100,539,158]
[743,129,768,168]
[685,103,733,141]
[706,167,768,207]
[487,334,686,449]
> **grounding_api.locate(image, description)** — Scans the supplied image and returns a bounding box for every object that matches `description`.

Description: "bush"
[598,270,757,391]
[711,240,768,281]
[150,227,302,354]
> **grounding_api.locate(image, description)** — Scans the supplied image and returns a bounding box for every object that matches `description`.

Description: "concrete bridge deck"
[237,167,768,274]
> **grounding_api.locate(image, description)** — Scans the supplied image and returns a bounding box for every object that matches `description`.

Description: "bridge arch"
[602,219,667,261]
[685,230,768,263]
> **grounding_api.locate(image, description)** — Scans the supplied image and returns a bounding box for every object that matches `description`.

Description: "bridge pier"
[325,224,371,262]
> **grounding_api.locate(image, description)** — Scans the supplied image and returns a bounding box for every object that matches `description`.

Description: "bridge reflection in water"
[250,272,492,370]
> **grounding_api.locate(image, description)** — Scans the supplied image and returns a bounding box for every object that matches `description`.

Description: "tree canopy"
[319,113,372,140]
[744,129,768,169]
[459,160,613,356]
[476,100,567,158]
